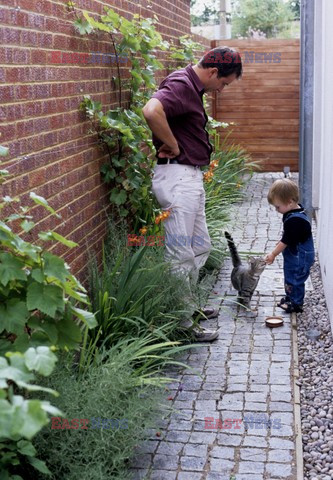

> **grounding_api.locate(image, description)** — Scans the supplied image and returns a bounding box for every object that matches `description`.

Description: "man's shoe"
[192,327,219,342]
[193,307,219,320]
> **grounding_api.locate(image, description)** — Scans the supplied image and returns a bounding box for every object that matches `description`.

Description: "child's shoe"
[277,299,303,313]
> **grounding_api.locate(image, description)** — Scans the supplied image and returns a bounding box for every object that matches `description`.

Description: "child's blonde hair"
[267,179,299,205]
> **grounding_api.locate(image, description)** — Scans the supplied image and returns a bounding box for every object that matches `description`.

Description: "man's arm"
[142,98,180,158]
[265,241,287,264]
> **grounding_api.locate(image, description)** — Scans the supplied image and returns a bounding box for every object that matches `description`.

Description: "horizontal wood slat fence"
[211,39,300,172]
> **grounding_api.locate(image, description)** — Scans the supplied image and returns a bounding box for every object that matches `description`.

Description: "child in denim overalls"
[265,179,315,313]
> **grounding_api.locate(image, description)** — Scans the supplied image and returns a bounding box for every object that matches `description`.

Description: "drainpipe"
[299,0,315,218]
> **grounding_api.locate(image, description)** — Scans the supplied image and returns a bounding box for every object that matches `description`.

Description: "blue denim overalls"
[282,210,315,307]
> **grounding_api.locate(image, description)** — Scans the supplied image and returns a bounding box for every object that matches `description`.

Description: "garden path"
[131,173,305,480]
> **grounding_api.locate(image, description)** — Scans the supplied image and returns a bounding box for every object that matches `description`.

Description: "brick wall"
[0,0,209,280]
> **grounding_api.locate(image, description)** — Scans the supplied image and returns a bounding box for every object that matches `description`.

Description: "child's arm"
[265,241,287,264]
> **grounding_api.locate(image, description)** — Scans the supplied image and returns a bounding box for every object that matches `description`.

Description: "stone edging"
[292,312,305,480]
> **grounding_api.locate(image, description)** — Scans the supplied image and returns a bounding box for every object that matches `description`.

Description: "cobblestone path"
[131,173,301,480]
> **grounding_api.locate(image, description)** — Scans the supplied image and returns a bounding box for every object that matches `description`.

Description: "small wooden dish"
[265,316,284,328]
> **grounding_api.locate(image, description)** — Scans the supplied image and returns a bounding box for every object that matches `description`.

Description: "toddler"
[265,179,315,313]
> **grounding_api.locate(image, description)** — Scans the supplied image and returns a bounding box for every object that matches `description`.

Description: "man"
[143,47,242,341]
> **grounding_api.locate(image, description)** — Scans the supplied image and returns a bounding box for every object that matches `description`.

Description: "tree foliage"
[191,5,219,26]
[288,0,300,20]
[231,0,295,38]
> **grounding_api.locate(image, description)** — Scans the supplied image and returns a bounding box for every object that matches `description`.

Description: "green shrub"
[0,189,97,355]
[32,342,174,480]
[86,223,192,355]
[204,138,259,268]
[0,153,97,479]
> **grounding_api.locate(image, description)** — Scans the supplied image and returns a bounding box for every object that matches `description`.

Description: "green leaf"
[27,319,58,345]
[122,36,140,51]
[111,156,126,168]
[110,188,127,206]
[38,231,78,248]
[119,207,129,217]
[0,299,28,335]
[6,335,30,355]
[62,284,89,304]
[43,252,69,283]
[101,8,121,28]
[69,306,97,329]
[0,356,34,386]
[28,456,51,475]
[31,268,44,283]
[51,231,77,248]
[10,237,41,262]
[17,439,36,457]
[0,168,10,180]
[24,347,58,376]
[20,219,35,232]
[29,193,61,219]
[3,195,18,203]
[74,18,94,35]
[0,253,27,286]
[83,11,111,32]
[11,397,48,439]
[27,283,64,318]
[56,314,82,349]
[0,145,9,156]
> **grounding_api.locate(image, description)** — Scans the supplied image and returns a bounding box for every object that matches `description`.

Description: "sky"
[191,0,291,18]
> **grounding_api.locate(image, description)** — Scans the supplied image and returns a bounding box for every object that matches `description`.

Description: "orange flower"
[139,227,148,235]
[204,171,214,182]
[155,209,171,224]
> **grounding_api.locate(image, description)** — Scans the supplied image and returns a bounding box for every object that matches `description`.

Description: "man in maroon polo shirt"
[143,47,242,341]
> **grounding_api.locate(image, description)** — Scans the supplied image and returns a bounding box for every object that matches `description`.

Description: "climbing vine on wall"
[69,4,169,229]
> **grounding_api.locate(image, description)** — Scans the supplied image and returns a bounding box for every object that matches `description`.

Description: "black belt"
[157,158,180,165]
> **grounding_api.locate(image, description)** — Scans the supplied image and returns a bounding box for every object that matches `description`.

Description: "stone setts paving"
[131,173,300,480]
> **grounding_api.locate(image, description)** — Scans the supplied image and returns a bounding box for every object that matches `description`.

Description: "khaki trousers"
[152,164,212,287]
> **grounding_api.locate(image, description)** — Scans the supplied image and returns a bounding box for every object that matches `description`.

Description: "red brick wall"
[0,0,209,280]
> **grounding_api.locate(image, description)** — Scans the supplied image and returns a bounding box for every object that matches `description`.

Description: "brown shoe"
[193,307,219,320]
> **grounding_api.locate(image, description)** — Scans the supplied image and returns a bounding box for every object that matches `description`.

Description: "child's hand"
[265,253,275,265]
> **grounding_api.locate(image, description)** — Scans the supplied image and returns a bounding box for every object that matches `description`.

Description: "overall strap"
[284,210,311,225]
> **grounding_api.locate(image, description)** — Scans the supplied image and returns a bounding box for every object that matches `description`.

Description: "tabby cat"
[224,231,266,308]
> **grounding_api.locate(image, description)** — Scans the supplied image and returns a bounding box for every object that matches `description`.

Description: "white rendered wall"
[313,0,333,327]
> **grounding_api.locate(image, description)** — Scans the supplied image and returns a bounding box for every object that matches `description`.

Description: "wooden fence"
[212,39,300,172]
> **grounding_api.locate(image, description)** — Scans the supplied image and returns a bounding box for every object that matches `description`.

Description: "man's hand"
[157,143,180,159]
[265,253,276,265]
[142,99,180,159]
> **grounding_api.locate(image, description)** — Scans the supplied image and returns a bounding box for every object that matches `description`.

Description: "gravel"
[297,257,333,480]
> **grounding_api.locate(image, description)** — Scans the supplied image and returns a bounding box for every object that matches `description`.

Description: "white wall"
[313,0,333,327]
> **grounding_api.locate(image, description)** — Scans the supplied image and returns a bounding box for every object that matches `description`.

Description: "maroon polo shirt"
[152,65,213,167]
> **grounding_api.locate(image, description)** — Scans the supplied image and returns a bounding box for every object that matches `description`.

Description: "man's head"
[194,47,242,93]
[198,47,243,78]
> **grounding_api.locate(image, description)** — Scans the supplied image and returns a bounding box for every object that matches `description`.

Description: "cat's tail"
[224,231,241,267]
